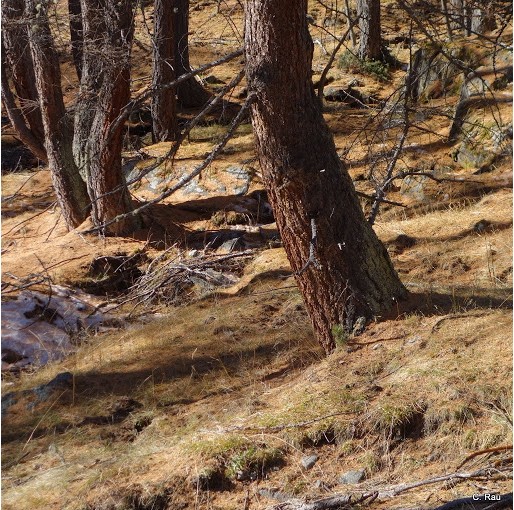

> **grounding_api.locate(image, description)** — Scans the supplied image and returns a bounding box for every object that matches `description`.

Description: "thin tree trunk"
[441,0,454,39]
[356,0,382,60]
[2,0,46,155]
[173,0,212,108]
[344,0,357,47]
[152,0,179,141]
[86,0,142,235]
[245,0,407,354]
[1,49,47,163]
[68,0,83,81]
[73,0,105,180]
[25,0,90,228]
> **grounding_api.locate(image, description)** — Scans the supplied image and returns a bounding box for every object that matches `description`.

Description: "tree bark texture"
[73,0,105,179]
[85,0,141,235]
[68,0,83,80]
[26,0,90,229]
[245,0,407,354]
[1,48,47,163]
[152,0,179,141]
[2,0,46,157]
[356,0,382,61]
[173,0,212,108]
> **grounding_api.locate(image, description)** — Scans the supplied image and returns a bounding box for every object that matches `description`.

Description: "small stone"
[215,237,245,254]
[301,454,319,470]
[473,219,491,233]
[204,75,225,85]
[338,469,366,485]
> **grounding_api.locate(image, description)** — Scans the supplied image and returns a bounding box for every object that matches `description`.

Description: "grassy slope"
[2,1,512,509]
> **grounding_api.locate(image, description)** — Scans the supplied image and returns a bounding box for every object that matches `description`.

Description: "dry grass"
[2,1,512,509]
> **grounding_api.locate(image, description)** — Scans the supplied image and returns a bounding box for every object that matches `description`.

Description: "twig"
[108,48,243,142]
[316,16,360,98]
[367,22,413,226]
[456,445,513,471]
[295,218,321,276]
[88,68,246,210]
[3,201,57,236]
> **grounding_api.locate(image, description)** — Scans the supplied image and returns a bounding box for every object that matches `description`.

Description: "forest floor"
[1,1,513,509]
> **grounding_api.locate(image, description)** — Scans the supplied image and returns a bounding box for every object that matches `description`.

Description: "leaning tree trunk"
[68,0,83,81]
[356,0,382,61]
[25,0,90,229]
[86,0,142,235]
[1,49,47,163]
[173,0,212,108]
[2,0,46,158]
[152,0,179,142]
[245,0,407,354]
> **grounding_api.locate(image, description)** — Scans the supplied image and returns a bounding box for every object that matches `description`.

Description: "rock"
[204,75,225,85]
[323,87,368,106]
[473,219,491,233]
[407,47,460,102]
[400,173,430,202]
[2,372,73,416]
[215,237,246,254]
[225,165,252,195]
[338,469,366,484]
[2,286,117,371]
[301,454,319,470]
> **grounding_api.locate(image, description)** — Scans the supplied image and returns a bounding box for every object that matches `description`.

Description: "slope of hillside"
[2,1,512,509]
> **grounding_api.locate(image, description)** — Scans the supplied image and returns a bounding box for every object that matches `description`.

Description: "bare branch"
[80,91,255,235]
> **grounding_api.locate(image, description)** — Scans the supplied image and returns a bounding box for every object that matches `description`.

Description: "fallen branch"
[431,311,492,333]
[265,467,512,510]
[456,445,513,471]
[214,410,354,434]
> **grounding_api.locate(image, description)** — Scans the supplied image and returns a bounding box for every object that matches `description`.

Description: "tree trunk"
[151,0,179,142]
[173,0,212,108]
[245,0,407,354]
[356,0,382,61]
[1,48,47,163]
[25,0,90,229]
[85,0,142,235]
[68,0,83,81]
[73,0,105,179]
[2,0,46,157]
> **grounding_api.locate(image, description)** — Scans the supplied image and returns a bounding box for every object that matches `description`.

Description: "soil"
[1,1,512,509]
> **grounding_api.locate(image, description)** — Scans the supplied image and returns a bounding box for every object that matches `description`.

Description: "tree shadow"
[394,285,512,319]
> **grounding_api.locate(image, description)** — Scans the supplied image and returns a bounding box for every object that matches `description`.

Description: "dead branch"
[80,92,255,235]
[265,467,512,510]
[368,22,413,226]
[119,249,256,311]
[356,191,406,208]
[431,311,492,333]
[84,69,246,211]
[295,218,321,276]
[456,445,513,471]
[316,16,360,98]
[108,48,243,142]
